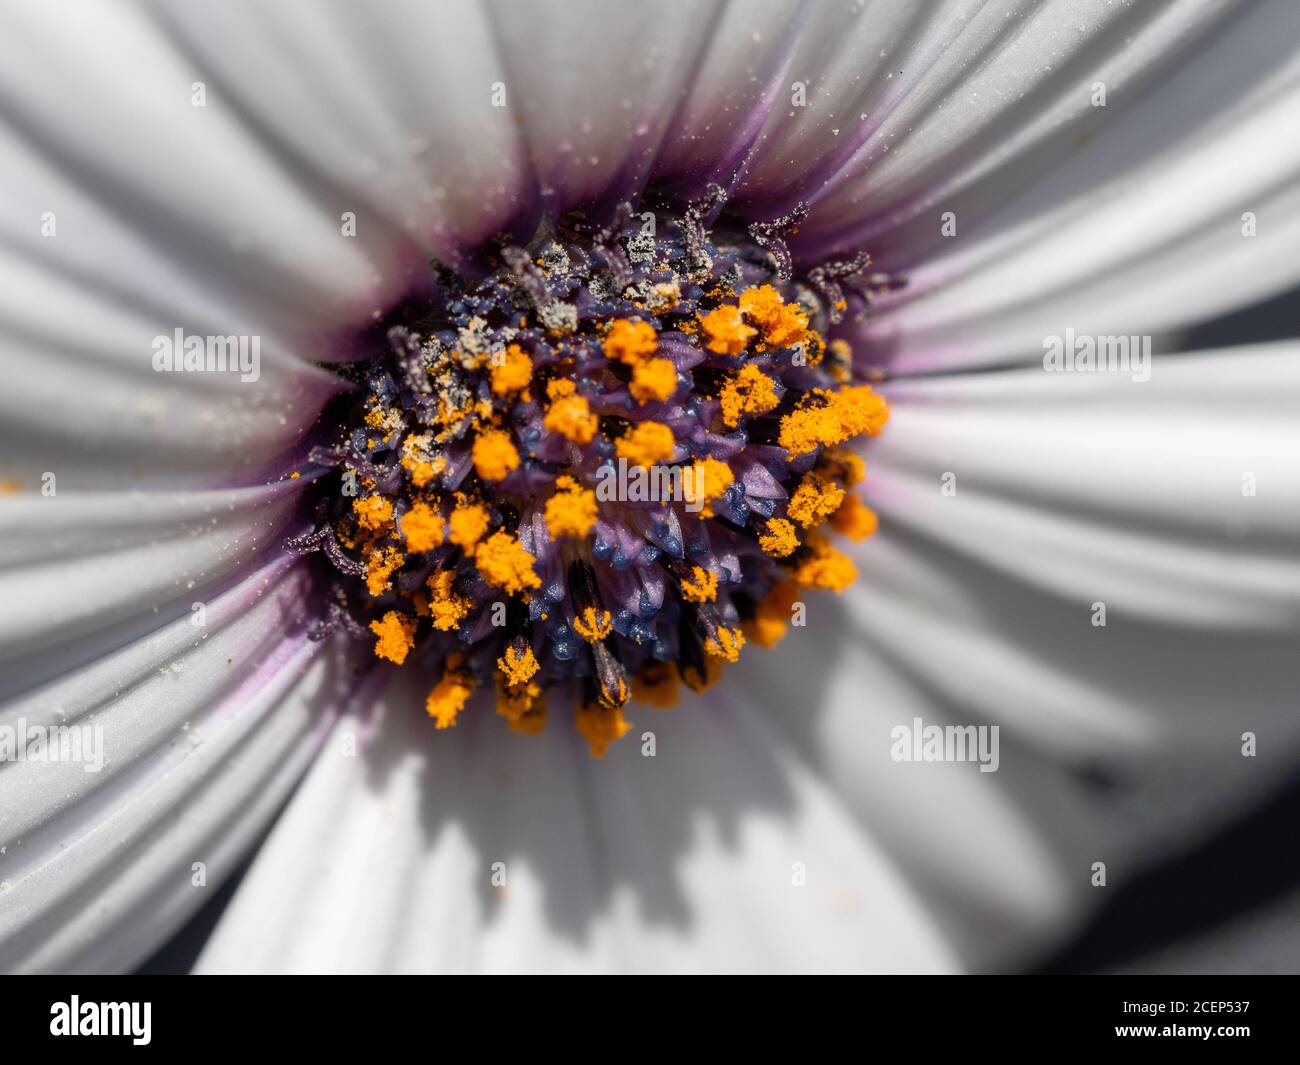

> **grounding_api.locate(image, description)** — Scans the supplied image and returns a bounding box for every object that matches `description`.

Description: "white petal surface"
[845,0,1300,371]
[0,1,400,344]
[0,483,305,677]
[735,343,1300,969]
[151,0,536,279]
[482,0,725,212]
[0,239,345,490]
[0,557,359,973]
[196,673,957,974]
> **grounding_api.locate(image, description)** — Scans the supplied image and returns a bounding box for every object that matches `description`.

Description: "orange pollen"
[489,343,533,396]
[400,501,445,553]
[793,532,858,593]
[698,303,757,356]
[575,703,633,758]
[353,494,393,531]
[543,477,599,538]
[474,530,541,594]
[787,472,846,529]
[602,318,659,364]
[679,565,718,603]
[497,644,541,687]
[758,517,799,558]
[426,666,475,729]
[572,606,614,642]
[629,357,678,404]
[616,421,676,467]
[705,626,745,662]
[543,394,599,445]
[831,493,879,541]
[427,570,472,631]
[471,429,521,482]
[719,363,780,428]
[447,503,490,550]
[738,283,809,348]
[369,611,415,664]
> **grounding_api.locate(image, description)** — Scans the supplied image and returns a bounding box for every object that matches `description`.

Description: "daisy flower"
[2,0,1298,975]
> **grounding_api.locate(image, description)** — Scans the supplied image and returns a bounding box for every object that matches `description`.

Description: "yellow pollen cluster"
[758,517,800,557]
[353,495,393,531]
[472,429,521,481]
[705,626,745,662]
[745,581,801,649]
[690,457,733,518]
[603,318,659,364]
[699,304,756,356]
[616,421,676,467]
[427,571,472,631]
[544,476,599,538]
[679,565,718,603]
[575,703,633,758]
[719,363,780,428]
[496,680,546,733]
[630,357,678,404]
[489,343,533,397]
[543,393,599,445]
[448,503,489,549]
[400,437,444,487]
[787,472,846,529]
[831,493,878,541]
[400,501,445,553]
[738,284,809,348]
[573,606,613,642]
[369,610,415,664]
[792,532,858,593]
[474,530,542,594]
[427,662,474,729]
[498,644,540,687]
[778,386,889,457]
[364,545,404,596]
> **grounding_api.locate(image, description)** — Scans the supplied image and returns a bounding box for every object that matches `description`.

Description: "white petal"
[481,0,728,212]
[0,230,346,490]
[732,605,1096,970]
[196,673,957,973]
[0,484,304,675]
[0,558,353,973]
[729,0,997,210]
[152,0,537,274]
[0,2,402,343]
[650,0,804,195]
[748,343,1300,967]
[874,343,1300,628]
[845,0,1300,370]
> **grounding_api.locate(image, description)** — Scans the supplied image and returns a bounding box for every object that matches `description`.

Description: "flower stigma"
[289,186,899,756]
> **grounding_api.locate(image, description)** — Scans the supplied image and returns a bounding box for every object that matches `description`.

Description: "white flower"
[1,0,1298,974]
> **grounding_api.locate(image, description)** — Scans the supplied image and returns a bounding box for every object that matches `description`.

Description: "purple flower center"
[289,185,898,756]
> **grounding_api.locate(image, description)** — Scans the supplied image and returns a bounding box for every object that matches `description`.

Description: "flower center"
[290,185,897,756]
